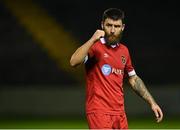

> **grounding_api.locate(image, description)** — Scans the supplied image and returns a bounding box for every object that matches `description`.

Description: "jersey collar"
[100,38,119,48]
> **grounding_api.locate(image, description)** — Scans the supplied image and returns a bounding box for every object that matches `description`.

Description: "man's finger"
[154,109,159,118]
[157,109,163,122]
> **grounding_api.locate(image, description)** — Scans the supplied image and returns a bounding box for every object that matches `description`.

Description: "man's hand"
[151,103,163,123]
[90,30,105,42]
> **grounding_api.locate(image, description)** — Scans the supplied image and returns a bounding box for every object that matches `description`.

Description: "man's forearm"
[70,30,105,67]
[130,76,156,106]
[70,38,94,67]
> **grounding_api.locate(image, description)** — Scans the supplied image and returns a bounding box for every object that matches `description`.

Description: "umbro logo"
[103,53,109,58]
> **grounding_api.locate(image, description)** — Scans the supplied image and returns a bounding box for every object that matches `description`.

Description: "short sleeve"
[125,49,136,77]
[84,42,96,64]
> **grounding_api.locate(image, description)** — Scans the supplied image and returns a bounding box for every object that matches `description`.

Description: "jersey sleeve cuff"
[128,70,136,77]
[84,55,88,64]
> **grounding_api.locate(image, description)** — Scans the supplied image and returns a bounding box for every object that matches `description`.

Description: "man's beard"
[104,31,123,46]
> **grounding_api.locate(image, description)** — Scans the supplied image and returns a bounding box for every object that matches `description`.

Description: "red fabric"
[85,40,135,115]
[86,112,128,129]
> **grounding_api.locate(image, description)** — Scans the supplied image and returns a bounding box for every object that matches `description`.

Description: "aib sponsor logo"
[101,64,123,76]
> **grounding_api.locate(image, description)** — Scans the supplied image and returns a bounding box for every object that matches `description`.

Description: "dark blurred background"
[0,0,179,128]
[0,0,180,85]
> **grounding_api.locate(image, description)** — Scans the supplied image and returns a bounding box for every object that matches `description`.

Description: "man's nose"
[111,26,115,33]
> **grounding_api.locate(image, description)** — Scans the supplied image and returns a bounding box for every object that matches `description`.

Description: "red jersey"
[85,39,136,115]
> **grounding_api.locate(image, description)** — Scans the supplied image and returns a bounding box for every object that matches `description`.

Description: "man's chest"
[95,48,128,69]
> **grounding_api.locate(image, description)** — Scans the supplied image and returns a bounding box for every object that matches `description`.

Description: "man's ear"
[122,24,125,31]
[101,22,104,30]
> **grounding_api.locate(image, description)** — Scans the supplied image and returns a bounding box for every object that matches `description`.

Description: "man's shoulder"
[93,40,101,47]
[119,43,129,51]
[91,40,103,50]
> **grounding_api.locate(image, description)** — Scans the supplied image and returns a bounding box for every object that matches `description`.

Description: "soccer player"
[70,8,163,129]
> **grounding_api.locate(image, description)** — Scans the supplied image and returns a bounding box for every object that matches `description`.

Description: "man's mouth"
[108,35,117,41]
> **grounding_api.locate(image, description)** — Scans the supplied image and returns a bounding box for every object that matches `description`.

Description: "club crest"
[121,56,126,65]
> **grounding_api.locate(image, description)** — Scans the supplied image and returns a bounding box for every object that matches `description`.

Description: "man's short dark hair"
[102,8,125,23]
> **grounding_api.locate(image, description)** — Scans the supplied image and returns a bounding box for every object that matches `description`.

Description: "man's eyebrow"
[115,25,121,27]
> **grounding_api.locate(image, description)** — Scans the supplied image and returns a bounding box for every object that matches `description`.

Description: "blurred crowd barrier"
[0,84,179,117]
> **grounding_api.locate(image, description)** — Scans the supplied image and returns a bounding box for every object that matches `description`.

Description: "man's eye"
[107,24,112,27]
[115,25,121,28]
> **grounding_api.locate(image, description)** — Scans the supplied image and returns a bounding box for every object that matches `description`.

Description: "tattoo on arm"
[131,76,156,105]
